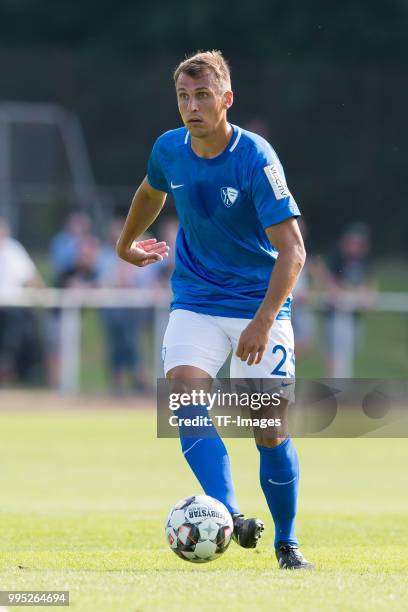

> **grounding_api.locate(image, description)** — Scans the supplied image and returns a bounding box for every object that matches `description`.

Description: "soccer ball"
[165,494,234,563]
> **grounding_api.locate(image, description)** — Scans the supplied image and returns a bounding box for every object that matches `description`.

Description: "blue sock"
[177,405,240,515]
[257,438,299,547]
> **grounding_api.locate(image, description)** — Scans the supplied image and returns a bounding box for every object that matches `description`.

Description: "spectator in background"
[0,217,44,383]
[49,211,91,278]
[98,218,159,395]
[322,222,376,376]
[56,234,100,288]
[46,234,100,388]
[326,223,374,294]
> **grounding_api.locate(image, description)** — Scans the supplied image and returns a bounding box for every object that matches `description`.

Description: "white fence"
[0,288,407,392]
[0,288,170,393]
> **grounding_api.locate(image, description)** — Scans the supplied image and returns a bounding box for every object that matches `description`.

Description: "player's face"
[176,71,232,138]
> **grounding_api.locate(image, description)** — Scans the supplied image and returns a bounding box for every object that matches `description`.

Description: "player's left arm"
[236,218,306,365]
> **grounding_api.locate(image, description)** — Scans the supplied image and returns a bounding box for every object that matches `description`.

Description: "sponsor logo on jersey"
[220,186,239,207]
[264,164,290,200]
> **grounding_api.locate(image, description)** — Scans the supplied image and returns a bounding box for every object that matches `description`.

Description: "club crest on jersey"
[221,187,239,207]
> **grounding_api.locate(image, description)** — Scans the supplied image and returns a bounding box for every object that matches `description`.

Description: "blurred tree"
[0,0,407,63]
[0,0,407,254]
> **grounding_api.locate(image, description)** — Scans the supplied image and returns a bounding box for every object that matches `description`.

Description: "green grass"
[375,259,408,292]
[0,408,407,611]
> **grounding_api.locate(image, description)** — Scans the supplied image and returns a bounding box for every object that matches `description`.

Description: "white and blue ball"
[165,494,233,563]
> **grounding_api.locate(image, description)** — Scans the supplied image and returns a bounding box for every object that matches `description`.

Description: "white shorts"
[162,309,295,379]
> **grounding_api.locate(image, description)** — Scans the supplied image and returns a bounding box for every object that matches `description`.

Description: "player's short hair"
[173,50,231,92]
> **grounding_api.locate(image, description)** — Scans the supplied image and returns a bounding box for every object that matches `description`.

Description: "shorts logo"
[162,347,167,362]
[221,187,239,207]
[264,164,290,200]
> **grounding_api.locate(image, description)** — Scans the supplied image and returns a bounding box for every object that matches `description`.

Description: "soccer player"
[117,50,314,570]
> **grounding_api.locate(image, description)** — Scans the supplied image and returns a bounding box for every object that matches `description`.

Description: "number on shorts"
[271,344,287,376]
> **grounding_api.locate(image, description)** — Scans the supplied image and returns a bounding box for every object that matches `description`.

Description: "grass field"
[0,393,407,611]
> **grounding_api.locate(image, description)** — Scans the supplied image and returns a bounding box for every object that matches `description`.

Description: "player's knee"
[255,435,287,448]
[168,378,192,396]
[166,365,212,396]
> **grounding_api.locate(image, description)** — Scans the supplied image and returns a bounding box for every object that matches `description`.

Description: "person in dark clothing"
[323,223,376,376]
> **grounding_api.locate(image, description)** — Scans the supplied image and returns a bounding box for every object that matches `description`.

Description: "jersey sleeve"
[147,138,169,193]
[249,148,300,229]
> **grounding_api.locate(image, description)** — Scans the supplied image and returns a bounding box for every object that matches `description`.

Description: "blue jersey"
[147,124,300,319]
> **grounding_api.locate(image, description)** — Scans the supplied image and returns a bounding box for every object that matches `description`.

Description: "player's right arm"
[116,177,169,267]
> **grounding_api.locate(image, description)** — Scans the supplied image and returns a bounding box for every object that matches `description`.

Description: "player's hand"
[117,238,169,267]
[236,319,270,366]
